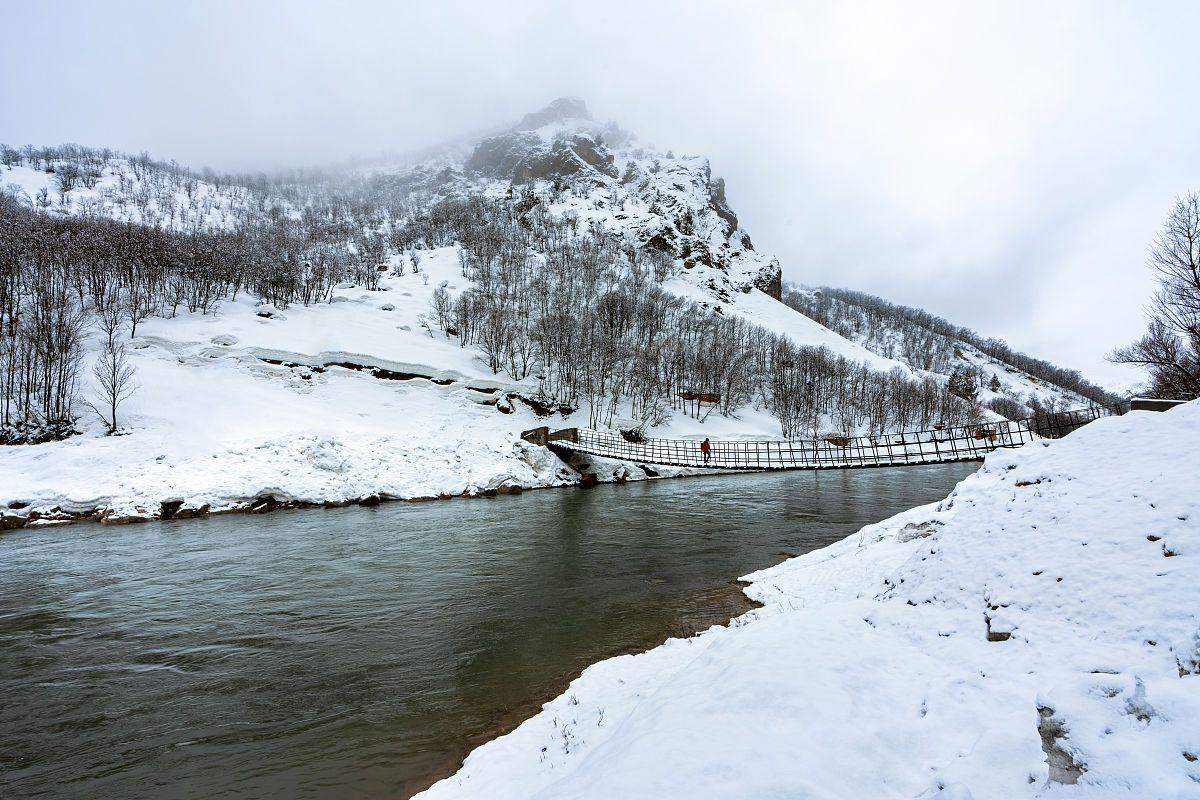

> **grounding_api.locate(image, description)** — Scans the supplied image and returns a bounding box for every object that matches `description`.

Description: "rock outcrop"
[433,97,784,306]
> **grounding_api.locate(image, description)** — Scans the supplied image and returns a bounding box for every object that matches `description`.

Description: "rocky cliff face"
[437,98,782,302]
[466,132,618,183]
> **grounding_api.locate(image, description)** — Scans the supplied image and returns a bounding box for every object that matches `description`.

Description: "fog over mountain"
[3,1,1199,387]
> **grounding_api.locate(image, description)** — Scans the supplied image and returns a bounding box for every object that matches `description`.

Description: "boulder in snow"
[1,513,27,530]
[254,305,286,321]
[1037,706,1086,784]
[172,502,210,519]
[100,506,153,525]
[897,520,942,542]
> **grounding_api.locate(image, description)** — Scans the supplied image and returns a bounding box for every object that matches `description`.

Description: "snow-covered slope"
[0,246,725,526]
[0,158,255,231]
[0,250,577,525]
[417,401,1200,800]
[784,286,1116,414]
[0,101,1113,524]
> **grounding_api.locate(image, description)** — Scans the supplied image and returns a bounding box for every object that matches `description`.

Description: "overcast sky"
[4,1,1198,389]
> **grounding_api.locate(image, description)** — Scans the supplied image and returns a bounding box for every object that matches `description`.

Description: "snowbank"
[417,402,1200,800]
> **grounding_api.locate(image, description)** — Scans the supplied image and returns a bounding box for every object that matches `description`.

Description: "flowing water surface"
[1,464,977,799]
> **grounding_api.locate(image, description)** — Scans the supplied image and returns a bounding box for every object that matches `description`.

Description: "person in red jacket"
[700,437,711,464]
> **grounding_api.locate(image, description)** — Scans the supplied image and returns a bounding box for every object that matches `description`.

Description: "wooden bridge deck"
[522,405,1124,471]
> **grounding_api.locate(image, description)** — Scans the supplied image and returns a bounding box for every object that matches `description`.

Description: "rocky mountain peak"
[454,99,782,302]
[515,97,592,130]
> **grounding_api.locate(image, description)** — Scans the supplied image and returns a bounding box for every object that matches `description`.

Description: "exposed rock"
[984,600,1015,641]
[26,507,69,522]
[985,619,1012,642]
[897,520,943,543]
[1123,676,1157,723]
[100,508,152,525]
[254,306,286,321]
[249,495,280,513]
[465,132,546,177]
[514,393,575,417]
[1037,706,1086,784]
[358,494,381,507]
[0,514,26,530]
[27,517,74,527]
[514,135,618,183]
[172,502,210,519]
[561,134,617,177]
[642,228,678,255]
[160,499,184,520]
[681,239,717,271]
[707,177,739,238]
[752,260,782,300]
[467,131,618,184]
[380,303,395,311]
[619,427,647,443]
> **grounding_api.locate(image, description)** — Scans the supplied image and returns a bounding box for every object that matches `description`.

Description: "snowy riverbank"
[0,231,1087,530]
[417,402,1200,800]
[0,250,721,528]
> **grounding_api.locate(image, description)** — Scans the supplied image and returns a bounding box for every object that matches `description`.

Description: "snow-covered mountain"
[783,286,1116,417]
[0,100,1116,525]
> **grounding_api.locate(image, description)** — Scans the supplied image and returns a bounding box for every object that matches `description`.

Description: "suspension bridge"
[522,401,1175,471]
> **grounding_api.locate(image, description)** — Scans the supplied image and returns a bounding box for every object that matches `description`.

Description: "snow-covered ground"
[0,237,913,526]
[0,245,739,526]
[417,402,1200,800]
[1,161,257,231]
[665,275,909,375]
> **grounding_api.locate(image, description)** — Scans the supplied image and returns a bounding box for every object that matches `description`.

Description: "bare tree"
[87,339,137,434]
[95,287,125,349]
[430,285,455,335]
[1110,193,1200,399]
[127,282,157,337]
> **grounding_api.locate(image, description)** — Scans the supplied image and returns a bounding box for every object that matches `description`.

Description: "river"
[0,464,977,799]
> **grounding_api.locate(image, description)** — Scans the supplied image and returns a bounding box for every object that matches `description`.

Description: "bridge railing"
[547,403,1126,470]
